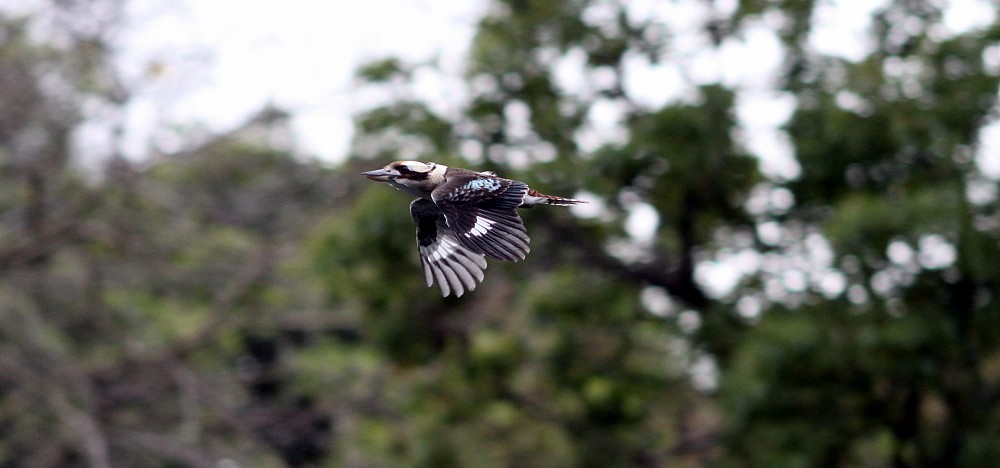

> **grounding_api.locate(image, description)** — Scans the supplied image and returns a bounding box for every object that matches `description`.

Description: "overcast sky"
[110,0,484,163]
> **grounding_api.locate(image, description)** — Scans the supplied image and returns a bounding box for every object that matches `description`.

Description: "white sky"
[114,0,485,161]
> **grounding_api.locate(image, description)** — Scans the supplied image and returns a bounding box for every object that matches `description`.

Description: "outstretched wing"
[431,172,530,262]
[410,199,488,297]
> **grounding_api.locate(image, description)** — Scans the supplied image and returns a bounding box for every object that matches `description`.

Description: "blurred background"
[1,0,999,466]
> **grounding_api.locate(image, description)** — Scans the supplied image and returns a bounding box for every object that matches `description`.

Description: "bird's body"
[362,160,585,297]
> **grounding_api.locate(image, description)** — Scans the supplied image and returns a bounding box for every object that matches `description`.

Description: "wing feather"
[411,199,488,297]
[431,172,531,262]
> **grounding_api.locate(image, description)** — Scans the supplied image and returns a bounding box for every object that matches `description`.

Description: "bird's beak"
[362,168,393,182]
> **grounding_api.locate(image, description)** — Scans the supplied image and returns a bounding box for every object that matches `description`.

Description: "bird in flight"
[363,160,586,297]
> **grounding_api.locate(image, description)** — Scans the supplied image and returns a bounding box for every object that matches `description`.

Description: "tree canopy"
[1,0,999,466]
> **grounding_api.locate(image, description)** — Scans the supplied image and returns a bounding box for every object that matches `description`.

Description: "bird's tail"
[521,189,588,207]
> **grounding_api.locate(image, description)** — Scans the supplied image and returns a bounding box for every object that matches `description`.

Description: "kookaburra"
[362,160,586,297]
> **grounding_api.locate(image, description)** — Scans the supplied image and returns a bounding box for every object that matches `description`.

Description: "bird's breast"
[387,180,434,199]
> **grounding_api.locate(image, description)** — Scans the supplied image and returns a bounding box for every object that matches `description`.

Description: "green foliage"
[2,0,999,466]
[356,57,409,83]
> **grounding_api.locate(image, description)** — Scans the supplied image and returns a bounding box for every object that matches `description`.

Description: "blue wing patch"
[463,178,501,192]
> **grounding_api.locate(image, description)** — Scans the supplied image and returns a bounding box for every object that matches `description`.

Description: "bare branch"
[47,387,112,468]
[112,430,217,468]
[545,216,710,310]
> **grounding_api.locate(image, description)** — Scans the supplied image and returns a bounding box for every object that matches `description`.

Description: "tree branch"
[47,387,112,468]
[112,430,217,468]
[545,217,710,310]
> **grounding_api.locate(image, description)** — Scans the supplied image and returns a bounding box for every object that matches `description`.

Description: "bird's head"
[362,160,438,182]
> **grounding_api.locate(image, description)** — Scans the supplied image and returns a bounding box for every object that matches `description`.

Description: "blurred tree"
[0,4,344,464]
[325,0,1000,466]
[1,0,998,466]
[718,2,1000,466]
